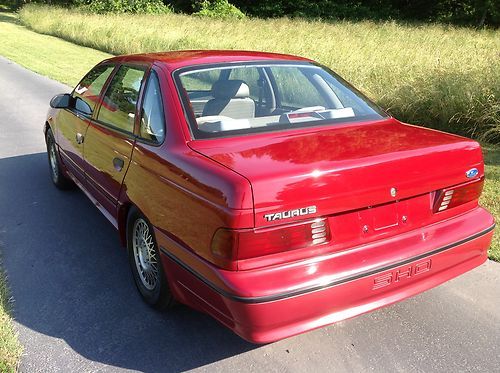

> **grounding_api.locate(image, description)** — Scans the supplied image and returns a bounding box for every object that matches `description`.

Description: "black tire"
[127,208,174,310]
[46,128,73,190]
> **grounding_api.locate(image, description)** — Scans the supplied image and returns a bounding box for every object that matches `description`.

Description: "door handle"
[76,133,84,144]
[113,157,125,172]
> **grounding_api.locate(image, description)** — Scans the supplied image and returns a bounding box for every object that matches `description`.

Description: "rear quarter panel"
[123,142,253,266]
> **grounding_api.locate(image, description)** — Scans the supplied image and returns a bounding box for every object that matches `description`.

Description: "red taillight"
[210,218,330,269]
[433,178,484,213]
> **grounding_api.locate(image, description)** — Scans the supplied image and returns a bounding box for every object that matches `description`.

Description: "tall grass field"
[19,4,499,142]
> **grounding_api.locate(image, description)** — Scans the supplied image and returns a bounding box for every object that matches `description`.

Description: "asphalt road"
[0,56,499,373]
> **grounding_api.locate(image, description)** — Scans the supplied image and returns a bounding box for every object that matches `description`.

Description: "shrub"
[77,0,172,14]
[193,0,245,19]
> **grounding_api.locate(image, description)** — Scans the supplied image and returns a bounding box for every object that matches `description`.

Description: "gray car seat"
[202,80,255,119]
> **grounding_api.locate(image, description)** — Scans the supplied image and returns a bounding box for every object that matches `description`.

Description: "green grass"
[0,12,110,86]
[18,4,500,142]
[482,144,500,261]
[0,254,22,372]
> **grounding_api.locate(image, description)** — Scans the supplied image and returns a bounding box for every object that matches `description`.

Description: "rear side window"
[73,65,114,112]
[139,71,165,144]
[97,65,146,133]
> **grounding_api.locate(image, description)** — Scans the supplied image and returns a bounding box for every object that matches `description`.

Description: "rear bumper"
[157,207,495,343]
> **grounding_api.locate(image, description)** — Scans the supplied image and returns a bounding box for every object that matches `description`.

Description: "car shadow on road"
[0,152,255,372]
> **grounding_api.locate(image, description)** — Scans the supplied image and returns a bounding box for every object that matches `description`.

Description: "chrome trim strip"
[160,224,495,304]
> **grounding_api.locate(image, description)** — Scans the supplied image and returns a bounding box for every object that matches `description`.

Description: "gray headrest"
[212,80,250,100]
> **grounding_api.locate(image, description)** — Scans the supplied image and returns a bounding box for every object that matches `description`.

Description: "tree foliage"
[228,0,499,26]
[177,0,499,26]
[76,0,172,14]
[192,0,245,19]
[4,0,499,26]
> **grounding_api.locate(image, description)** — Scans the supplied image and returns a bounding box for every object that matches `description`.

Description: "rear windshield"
[174,62,387,139]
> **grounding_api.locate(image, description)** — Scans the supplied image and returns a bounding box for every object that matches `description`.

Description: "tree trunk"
[478,1,489,27]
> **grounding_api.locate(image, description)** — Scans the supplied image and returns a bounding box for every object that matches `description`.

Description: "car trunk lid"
[188,118,484,228]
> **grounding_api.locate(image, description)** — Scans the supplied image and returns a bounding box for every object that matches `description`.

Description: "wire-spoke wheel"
[45,128,73,189]
[48,139,59,183]
[133,218,160,291]
[127,208,174,310]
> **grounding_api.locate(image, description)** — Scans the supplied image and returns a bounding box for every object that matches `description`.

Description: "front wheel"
[46,128,73,189]
[127,208,174,310]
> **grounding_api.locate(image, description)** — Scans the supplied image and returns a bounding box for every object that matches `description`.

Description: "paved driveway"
[0,56,499,372]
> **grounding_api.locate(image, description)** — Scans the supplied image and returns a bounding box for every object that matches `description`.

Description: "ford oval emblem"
[466,168,479,178]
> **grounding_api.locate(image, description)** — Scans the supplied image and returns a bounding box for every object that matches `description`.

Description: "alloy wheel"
[48,140,59,182]
[132,218,159,291]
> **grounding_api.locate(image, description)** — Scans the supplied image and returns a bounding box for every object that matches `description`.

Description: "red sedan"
[45,50,495,343]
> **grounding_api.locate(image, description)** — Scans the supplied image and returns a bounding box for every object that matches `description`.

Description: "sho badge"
[372,259,432,290]
[264,206,317,222]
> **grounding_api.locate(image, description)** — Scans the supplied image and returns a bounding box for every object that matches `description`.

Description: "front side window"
[140,71,165,144]
[176,62,387,139]
[73,64,115,112]
[97,65,146,133]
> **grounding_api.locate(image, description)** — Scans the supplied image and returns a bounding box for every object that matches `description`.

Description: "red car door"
[83,64,148,221]
[56,64,115,183]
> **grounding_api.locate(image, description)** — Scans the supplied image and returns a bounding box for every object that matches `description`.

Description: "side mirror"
[50,93,71,109]
[50,94,93,116]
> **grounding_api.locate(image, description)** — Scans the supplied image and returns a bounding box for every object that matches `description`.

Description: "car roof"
[103,50,312,70]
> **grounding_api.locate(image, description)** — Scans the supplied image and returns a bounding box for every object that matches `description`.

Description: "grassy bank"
[482,145,500,261]
[0,258,22,372]
[0,12,110,86]
[19,4,500,142]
